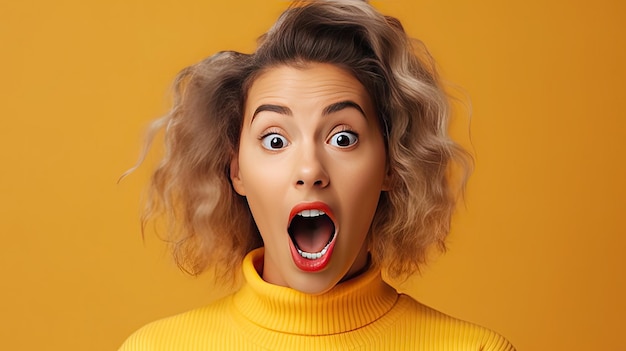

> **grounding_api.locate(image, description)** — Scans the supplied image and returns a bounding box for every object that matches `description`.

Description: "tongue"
[289,215,334,253]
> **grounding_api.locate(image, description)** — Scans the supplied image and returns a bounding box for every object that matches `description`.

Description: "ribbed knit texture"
[120,248,515,350]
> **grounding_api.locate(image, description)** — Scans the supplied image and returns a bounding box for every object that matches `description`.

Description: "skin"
[230,63,388,294]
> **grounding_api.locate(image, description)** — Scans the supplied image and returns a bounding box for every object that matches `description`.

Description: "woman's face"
[231,63,388,294]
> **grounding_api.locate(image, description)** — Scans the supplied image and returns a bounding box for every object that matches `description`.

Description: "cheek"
[342,176,384,215]
[238,152,290,231]
[350,145,387,189]
[240,153,288,193]
[335,154,386,217]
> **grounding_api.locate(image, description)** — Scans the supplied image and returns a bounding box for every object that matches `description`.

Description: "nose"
[294,146,329,188]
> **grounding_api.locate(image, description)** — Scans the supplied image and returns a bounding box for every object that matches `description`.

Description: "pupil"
[337,134,349,146]
[270,137,283,148]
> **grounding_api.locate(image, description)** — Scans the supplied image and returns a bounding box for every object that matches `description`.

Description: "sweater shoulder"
[391,295,516,351]
[118,296,233,351]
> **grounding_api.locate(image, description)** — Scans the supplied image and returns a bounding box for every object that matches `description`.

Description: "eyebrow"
[322,100,366,118]
[251,100,367,122]
[252,104,292,119]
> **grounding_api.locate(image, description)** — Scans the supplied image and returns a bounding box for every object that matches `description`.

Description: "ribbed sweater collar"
[232,248,399,335]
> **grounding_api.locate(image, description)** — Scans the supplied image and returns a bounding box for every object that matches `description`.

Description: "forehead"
[245,63,372,109]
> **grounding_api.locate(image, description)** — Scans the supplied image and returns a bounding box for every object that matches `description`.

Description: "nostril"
[296,179,325,186]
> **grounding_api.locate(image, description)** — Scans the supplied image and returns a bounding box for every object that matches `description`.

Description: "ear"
[230,154,246,196]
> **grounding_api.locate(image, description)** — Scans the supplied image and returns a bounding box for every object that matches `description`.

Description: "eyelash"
[335,125,358,136]
[258,128,283,141]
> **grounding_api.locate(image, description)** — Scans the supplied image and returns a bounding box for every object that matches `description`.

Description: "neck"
[233,248,399,335]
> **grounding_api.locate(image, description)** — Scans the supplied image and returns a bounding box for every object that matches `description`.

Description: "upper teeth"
[298,209,325,217]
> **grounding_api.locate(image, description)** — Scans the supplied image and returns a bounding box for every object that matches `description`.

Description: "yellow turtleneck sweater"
[119,248,515,350]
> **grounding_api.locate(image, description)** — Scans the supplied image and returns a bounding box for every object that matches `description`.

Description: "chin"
[286,270,343,295]
[293,281,337,295]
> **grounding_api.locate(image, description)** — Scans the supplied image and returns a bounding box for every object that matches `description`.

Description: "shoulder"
[118,296,233,351]
[388,295,516,351]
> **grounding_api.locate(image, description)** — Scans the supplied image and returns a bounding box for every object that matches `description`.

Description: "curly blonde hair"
[140,0,472,281]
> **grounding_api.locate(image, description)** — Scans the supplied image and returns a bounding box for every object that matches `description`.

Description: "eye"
[261,133,289,150]
[329,131,358,148]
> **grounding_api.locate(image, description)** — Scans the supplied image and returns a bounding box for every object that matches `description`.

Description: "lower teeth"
[297,242,330,260]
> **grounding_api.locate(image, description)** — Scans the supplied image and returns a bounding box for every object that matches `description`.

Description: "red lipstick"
[289,202,335,224]
[288,202,337,272]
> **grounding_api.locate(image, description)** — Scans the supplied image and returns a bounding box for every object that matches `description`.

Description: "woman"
[120,1,515,349]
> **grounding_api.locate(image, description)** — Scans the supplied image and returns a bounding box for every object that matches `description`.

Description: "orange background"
[1,1,624,350]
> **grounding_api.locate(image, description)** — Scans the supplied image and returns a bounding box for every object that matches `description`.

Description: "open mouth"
[288,209,336,260]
